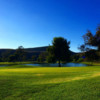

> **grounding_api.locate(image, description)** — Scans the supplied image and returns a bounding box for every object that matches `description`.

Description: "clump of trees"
[8,46,27,62]
[0,46,48,62]
[1,50,13,62]
[79,25,100,51]
[47,37,71,67]
[71,54,83,62]
[79,25,100,62]
[37,52,47,63]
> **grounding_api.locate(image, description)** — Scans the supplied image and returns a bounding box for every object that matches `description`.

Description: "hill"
[25,46,48,52]
[0,46,76,61]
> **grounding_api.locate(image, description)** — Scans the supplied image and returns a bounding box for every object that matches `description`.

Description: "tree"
[31,55,36,61]
[47,37,70,67]
[8,55,17,62]
[78,26,100,62]
[78,44,89,52]
[81,26,100,51]
[71,54,80,62]
[1,50,13,62]
[14,46,26,61]
[37,52,47,63]
[85,50,98,65]
[0,58,3,62]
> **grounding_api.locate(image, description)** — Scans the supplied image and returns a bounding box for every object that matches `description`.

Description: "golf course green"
[0,65,100,100]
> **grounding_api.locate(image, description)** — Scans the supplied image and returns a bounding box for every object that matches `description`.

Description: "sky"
[0,0,100,52]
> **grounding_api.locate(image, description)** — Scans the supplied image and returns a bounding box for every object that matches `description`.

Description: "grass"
[0,62,33,65]
[82,61,100,66]
[0,65,100,100]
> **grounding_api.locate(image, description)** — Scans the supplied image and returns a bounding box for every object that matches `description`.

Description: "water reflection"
[24,63,87,67]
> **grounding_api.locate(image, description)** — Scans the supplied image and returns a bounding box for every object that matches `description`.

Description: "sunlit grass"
[0,65,100,100]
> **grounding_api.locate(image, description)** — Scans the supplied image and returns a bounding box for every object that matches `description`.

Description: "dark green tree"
[15,46,26,61]
[8,55,17,62]
[47,37,70,67]
[81,26,100,51]
[0,58,3,62]
[85,50,98,65]
[37,52,47,63]
[31,55,36,61]
[1,50,13,62]
[78,26,100,62]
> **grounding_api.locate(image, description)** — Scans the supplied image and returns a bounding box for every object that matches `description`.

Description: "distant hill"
[0,46,76,59]
[25,46,48,53]
[0,46,47,53]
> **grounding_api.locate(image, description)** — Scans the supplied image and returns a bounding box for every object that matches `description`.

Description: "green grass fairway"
[0,65,100,100]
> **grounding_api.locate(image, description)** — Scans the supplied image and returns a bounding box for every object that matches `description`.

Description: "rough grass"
[0,65,100,100]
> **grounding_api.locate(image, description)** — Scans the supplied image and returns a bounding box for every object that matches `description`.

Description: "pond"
[0,63,87,67]
[24,63,87,67]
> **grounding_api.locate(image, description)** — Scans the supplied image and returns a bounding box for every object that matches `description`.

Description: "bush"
[77,58,84,62]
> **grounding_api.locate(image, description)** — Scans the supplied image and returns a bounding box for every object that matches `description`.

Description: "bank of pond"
[0,62,88,67]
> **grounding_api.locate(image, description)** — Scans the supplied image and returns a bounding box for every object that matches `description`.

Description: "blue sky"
[0,0,100,52]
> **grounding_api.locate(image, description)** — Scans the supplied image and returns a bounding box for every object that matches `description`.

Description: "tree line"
[1,25,100,66]
[0,37,71,67]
